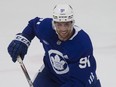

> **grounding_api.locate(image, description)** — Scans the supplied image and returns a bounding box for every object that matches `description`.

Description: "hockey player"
[7,4,101,87]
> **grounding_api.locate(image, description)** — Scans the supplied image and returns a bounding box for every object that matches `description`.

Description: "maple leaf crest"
[51,55,65,70]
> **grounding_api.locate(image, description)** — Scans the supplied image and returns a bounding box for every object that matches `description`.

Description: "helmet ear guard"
[53,4,74,22]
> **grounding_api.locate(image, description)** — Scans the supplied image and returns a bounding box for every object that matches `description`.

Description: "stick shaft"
[17,57,34,87]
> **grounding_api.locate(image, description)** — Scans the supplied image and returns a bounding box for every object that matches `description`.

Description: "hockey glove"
[7,33,31,62]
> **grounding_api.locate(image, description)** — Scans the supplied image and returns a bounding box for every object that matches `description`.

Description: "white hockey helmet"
[53,4,74,22]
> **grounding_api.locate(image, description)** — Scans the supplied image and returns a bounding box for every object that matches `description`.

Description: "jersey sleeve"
[22,17,54,42]
[78,30,93,55]
[22,17,41,41]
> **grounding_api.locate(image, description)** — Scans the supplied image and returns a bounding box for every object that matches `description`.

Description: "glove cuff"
[15,34,30,47]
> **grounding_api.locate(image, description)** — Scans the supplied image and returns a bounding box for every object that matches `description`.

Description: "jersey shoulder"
[73,26,93,51]
[28,17,53,26]
[36,17,53,30]
[30,17,56,40]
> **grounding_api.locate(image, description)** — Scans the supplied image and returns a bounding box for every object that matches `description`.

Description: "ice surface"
[0,0,116,87]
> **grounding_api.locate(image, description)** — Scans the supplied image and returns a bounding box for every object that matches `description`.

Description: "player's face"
[54,21,73,41]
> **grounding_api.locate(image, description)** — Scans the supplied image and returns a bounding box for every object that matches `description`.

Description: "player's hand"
[7,33,30,62]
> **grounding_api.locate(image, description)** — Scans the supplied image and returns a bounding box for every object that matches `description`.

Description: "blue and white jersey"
[22,17,97,85]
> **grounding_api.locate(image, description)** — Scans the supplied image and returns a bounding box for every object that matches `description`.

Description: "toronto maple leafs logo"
[51,55,65,70]
[48,50,69,74]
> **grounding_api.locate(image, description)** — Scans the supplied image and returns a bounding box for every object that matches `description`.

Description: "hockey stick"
[17,56,34,87]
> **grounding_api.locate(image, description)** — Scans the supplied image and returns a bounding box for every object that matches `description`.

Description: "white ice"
[0,0,116,87]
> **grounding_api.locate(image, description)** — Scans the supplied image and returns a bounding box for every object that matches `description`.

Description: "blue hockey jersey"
[22,17,97,86]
